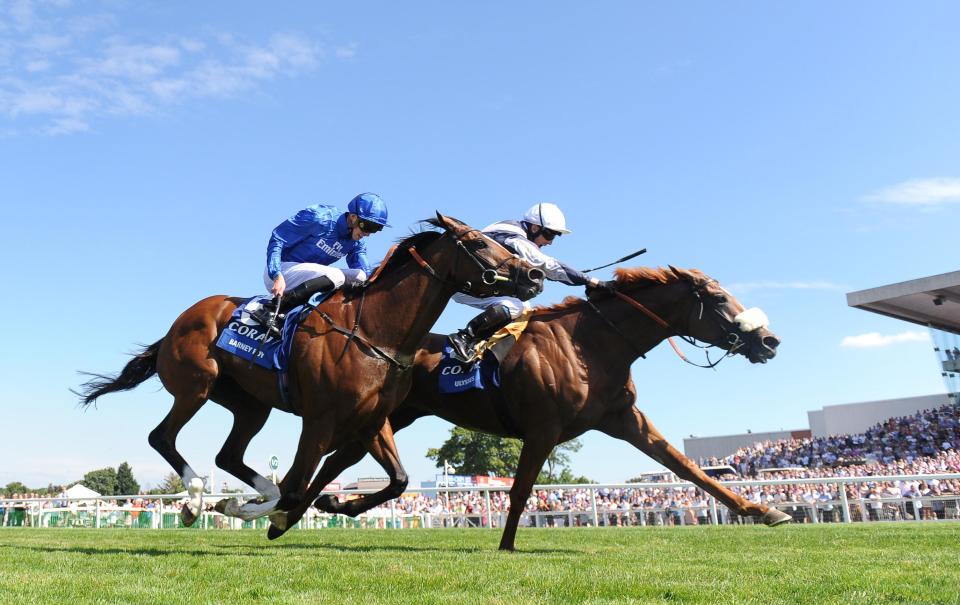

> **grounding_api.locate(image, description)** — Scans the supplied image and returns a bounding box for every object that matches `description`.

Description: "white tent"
[64,484,101,502]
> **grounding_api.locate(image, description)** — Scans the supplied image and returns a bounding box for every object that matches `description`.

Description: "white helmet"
[522,202,571,234]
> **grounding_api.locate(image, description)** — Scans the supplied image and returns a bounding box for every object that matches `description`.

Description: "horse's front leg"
[260,411,336,535]
[313,407,425,516]
[597,405,790,526]
[499,430,561,551]
[278,419,408,537]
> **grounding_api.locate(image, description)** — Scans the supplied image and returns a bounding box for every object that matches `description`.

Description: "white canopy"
[65,484,101,499]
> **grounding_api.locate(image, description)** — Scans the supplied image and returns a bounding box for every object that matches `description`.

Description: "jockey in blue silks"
[447,202,606,362]
[250,193,390,329]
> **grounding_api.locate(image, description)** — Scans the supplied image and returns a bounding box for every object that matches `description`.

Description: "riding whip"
[583,248,647,273]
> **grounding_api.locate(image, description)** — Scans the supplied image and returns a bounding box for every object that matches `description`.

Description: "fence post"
[710,496,719,525]
[484,489,492,529]
[390,498,397,529]
[94,500,101,528]
[912,498,922,522]
[590,488,599,527]
[838,482,851,523]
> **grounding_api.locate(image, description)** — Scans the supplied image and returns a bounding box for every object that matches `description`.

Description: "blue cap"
[347,193,390,227]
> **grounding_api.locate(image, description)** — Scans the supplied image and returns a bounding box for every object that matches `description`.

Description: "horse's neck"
[358,263,455,355]
[572,287,690,364]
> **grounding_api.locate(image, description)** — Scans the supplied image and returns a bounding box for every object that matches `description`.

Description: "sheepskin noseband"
[734,307,768,333]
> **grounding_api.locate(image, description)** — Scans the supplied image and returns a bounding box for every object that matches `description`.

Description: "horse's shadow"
[0,542,576,557]
[267,542,577,555]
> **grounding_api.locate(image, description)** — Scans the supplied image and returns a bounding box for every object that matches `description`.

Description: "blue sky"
[2,1,958,490]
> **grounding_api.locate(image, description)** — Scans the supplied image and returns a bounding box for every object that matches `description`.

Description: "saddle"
[439,310,532,394]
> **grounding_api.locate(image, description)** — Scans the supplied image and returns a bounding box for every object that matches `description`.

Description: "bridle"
[313,227,536,371]
[586,279,746,369]
[407,228,533,297]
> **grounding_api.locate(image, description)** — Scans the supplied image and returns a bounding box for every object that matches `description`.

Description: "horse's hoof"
[762,508,791,526]
[269,510,289,531]
[314,494,341,513]
[267,523,287,540]
[215,498,241,517]
[180,503,198,527]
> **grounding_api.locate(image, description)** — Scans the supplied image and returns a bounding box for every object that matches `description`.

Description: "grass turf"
[0,524,958,604]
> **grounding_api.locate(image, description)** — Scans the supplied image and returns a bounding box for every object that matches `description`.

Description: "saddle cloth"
[215,291,333,372]
[438,310,532,394]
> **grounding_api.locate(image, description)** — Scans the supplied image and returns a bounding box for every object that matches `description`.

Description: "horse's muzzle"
[745,327,780,364]
[515,268,545,301]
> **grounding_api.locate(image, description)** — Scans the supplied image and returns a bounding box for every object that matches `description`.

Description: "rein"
[308,228,521,372]
[587,287,739,369]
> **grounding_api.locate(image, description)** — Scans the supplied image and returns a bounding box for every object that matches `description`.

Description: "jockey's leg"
[252,263,345,326]
[448,295,526,362]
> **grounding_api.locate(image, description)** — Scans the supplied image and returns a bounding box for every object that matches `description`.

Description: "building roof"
[847,270,960,335]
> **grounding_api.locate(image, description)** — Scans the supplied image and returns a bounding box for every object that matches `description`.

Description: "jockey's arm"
[265,207,325,281]
[346,241,372,277]
[507,236,597,287]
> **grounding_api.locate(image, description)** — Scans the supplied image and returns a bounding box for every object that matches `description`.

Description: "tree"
[115,462,140,495]
[426,429,592,483]
[81,467,117,495]
[426,428,522,476]
[3,481,28,497]
[148,472,185,495]
[539,439,583,482]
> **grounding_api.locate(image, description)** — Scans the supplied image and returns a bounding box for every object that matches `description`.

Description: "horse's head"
[432,212,544,301]
[668,267,780,364]
[600,266,780,364]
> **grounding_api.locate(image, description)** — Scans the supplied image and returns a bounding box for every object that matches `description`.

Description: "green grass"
[0,524,958,604]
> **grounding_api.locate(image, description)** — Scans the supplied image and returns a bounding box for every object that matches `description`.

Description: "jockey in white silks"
[249,193,390,331]
[447,202,607,362]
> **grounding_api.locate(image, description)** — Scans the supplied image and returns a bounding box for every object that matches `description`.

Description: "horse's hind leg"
[147,394,210,527]
[598,406,791,526]
[211,397,279,520]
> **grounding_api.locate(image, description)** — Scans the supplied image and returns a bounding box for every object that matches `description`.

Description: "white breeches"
[451,293,529,319]
[264,262,367,292]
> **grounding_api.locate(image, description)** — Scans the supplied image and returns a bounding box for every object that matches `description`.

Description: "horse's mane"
[536,266,705,314]
[341,220,444,296]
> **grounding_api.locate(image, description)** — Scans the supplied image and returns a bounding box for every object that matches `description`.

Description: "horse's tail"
[75,339,163,408]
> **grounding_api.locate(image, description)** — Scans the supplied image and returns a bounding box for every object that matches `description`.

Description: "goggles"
[540,228,561,241]
[357,218,384,234]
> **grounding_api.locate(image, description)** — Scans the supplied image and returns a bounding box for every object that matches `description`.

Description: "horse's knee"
[392,472,409,496]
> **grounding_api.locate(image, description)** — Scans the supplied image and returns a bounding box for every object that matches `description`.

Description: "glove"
[585,280,617,296]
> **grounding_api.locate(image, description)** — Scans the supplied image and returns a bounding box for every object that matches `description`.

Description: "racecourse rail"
[3,473,959,530]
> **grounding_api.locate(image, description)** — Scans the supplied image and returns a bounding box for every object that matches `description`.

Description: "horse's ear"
[667,265,683,279]
[434,211,463,233]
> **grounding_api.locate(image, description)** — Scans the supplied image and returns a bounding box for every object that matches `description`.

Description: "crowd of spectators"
[703,404,960,477]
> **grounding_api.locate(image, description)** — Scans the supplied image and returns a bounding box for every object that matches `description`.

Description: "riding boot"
[249,276,336,335]
[448,305,513,363]
[276,276,336,314]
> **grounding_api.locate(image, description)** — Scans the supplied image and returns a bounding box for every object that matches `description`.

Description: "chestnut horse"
[77,213,544,527]
[298,266,789,550]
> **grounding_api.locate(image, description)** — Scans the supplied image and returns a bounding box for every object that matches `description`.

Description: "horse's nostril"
[762,335,780,350]
[528,268,545,283]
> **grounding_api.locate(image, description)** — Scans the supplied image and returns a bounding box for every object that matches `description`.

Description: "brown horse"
[77,213,544,528]
[297,266,789,550]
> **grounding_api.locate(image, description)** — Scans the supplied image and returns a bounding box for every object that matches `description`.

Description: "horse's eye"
[467,239,488,251]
